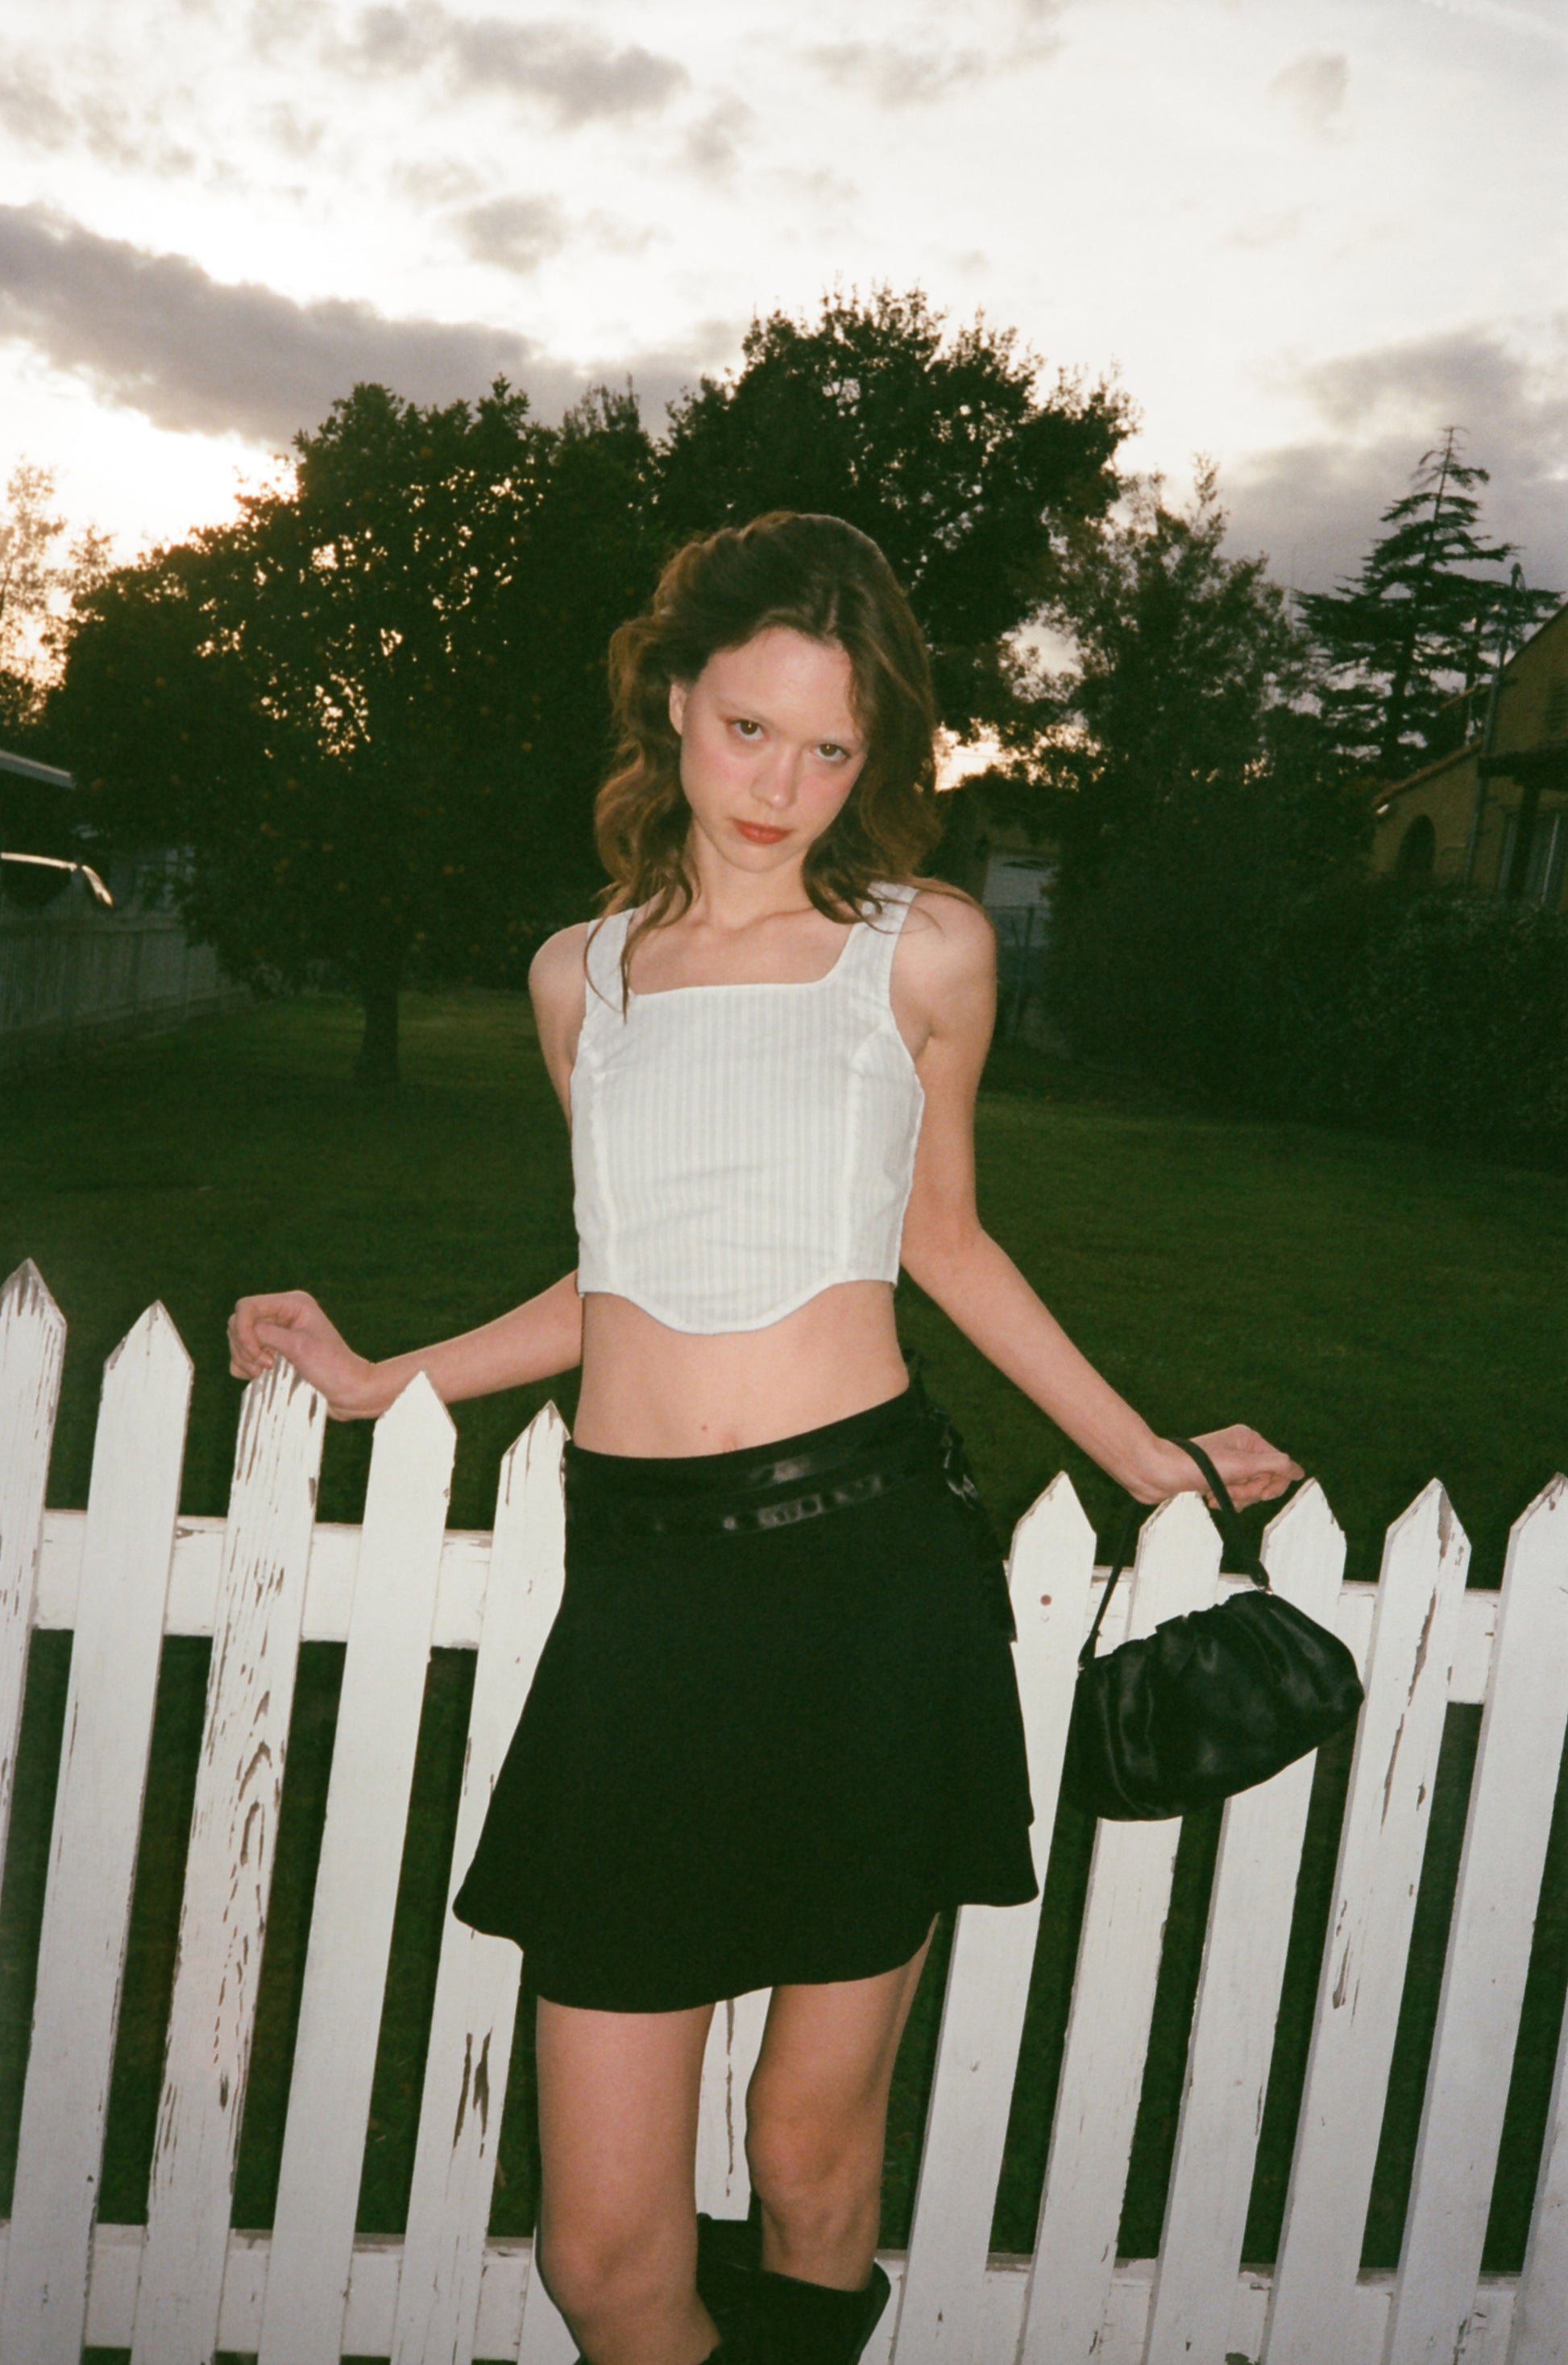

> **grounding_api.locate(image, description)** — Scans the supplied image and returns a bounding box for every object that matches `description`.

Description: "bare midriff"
[573,1279,910,1457]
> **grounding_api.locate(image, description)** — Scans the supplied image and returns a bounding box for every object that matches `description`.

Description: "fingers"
[227,1290,317,1380]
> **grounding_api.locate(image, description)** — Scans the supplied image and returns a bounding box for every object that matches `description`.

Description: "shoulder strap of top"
[840,882,918,1002]
[582,907,633,1026]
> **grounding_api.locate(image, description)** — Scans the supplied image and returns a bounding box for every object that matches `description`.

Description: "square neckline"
[626,919,860,1001]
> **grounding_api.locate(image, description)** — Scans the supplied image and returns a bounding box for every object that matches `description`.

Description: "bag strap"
[1172,1438,1269,1586]
[1077,1437,1269,1672]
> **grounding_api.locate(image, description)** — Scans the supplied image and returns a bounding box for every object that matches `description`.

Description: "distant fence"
[1,1257,1566,2363]
[0,906,248,1071]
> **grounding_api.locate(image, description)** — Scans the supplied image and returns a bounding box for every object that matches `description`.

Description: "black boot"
[732,2258,892,2365]
[697,2208,763,2341]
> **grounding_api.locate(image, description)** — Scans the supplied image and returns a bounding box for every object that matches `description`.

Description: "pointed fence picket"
[1,1301,191,2365]
[0,1258,1566,2365]
[259,1378,456,2365]
[132,1355,326,2365]
[1020,1492,1222,2364]
[1143,1479,1349,2365]
[1265,1481,1472,2364]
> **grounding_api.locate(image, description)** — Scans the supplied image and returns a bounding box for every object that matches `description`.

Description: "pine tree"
[1298,431,1556,778]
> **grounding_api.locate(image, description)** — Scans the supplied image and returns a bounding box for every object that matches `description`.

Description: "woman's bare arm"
[895,891,1302,1509]
[228,927,592,1419]
[228,1272,583,1419]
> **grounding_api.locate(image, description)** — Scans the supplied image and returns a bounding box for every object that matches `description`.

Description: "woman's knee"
[745,2088,877,2216]
[537,2209,691,2327]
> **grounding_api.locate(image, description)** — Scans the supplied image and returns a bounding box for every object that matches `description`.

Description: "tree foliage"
[0,458,111,740]
[50,288,1138,1081]
[1297,433,1558,778]
[1038,470,1371,1086]
[659,287,1130,735]
[59,382,661,1080]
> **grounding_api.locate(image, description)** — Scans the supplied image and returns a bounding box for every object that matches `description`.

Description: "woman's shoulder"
[529,920,591,1000]
[892,879,994,969]
[529,919,616,1039]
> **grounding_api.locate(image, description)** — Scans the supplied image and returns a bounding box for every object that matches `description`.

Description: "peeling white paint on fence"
[259,1375,456,2365]
[1020,1490,1222,2365]
[1,1299,191,2365]
[132,1353,325,2365]
[1,1259,1566,2364]
[1266,1479,1471,2365]
[896,1472,1097,2362]
[1143,1479,1348,2365]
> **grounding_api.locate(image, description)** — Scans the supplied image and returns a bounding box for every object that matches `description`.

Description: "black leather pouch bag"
[1064,1438,1364,1821]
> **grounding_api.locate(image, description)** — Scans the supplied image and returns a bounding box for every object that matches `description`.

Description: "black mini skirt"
[450,1373,1038,2012]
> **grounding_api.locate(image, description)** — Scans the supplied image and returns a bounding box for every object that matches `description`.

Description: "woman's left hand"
[1148,1425,1305,1511]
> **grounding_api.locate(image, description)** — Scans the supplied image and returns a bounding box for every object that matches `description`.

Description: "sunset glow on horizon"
[3,0,1565,602]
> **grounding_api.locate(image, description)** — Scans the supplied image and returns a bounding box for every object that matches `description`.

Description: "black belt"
[563,1367,1016,1638]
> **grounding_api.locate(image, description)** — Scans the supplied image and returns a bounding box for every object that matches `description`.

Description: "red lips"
[734,821,788,843]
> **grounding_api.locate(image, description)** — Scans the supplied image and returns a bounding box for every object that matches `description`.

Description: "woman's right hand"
[227,1290,384,1421]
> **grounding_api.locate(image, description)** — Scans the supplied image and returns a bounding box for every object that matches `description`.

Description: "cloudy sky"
[3,0,1566,598]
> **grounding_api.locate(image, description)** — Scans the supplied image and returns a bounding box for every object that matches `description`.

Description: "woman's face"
[668,627,868,873]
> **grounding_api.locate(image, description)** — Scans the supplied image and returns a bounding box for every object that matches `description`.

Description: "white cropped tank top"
[570,885,924,1334]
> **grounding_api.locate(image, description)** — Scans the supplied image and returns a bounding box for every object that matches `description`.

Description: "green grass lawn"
[6,991,1562,1577]
[1,991,1564,2339]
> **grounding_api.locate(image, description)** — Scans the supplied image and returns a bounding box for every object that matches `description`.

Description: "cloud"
[341,3,687,124]
[394,153,486,205]
[808,0,1060,109]
[453,193,652,275]
[259,101,327,159]
[682,101,747,178]
[0,201,587,443]
[1267,51,1348,139]
[809,39,987,106]
[455,193,567,274]
[1222,325,1568,597]
[0,55,197,175]
[0,201,732,450]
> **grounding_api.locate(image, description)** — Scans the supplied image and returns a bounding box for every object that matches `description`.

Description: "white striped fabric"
[571,886,924,1334]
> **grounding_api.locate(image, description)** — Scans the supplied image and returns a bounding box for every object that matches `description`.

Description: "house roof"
[1371,741,1476,806]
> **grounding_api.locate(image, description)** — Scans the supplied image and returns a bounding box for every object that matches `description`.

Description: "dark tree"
[657,288,1130,736]
[56,381,661,1081]
[1037,470,1369,1087]
[1297,432,1557,778]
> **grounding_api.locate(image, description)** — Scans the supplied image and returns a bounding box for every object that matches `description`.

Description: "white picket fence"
[1,1258,1566,2365]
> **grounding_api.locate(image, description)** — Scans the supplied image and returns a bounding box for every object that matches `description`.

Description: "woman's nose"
[754,747,806,809]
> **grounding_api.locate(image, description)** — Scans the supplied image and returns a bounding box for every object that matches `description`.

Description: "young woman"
[228,512,1301,2365]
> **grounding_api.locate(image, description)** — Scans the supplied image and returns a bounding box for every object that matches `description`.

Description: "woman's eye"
[732,718,762,740]
[819,742,848,761]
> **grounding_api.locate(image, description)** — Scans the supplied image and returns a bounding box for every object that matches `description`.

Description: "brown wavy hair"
[595,512,945,996]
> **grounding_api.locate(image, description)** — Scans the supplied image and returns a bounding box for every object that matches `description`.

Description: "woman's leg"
[535,1995,721,2365]
[745,1926,935,2290]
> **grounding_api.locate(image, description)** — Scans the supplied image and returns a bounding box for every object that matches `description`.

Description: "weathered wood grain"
[1144,1479,1349,2365]
[0,1302,191,2365]
[1387,1475,1568,2365]
[1019,1489,1222,2365]
[1512,1948,1568,2365]
[259,1376,456,2365]
[6,1276,1567,2365]
[130,1355,325,2365]
[697,1989,770,2217]
[1264,1480,1471,2364]
[0,1262,65,1881]
[395,1404,566,2365]
[893,1474,1098,2365]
